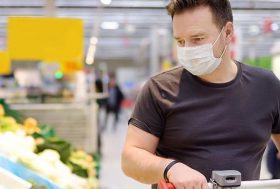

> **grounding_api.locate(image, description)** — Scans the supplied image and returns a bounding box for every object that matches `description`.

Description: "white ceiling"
[0,0,280,62]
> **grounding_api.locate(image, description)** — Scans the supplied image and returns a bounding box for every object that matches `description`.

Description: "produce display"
[0,99,99,189]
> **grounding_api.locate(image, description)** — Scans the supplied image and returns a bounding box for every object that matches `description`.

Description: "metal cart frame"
[158,170,280,189]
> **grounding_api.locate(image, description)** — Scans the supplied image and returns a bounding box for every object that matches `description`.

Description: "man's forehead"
[172,6,216,32]
[174,28,208,39]
[188,29,207,36]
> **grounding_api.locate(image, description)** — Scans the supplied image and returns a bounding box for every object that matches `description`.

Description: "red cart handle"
[158,180,175,189]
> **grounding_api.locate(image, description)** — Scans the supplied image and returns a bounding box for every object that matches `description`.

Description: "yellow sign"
[0,51,11,75]
[8,17,84,65]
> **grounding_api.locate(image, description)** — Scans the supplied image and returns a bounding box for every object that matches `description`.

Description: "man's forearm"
[121,146,172,184]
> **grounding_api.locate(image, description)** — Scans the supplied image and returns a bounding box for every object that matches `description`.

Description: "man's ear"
[224,22,234,45]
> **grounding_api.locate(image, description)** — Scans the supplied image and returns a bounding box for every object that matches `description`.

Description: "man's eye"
[193,38,203,42]
[177,40,185,47]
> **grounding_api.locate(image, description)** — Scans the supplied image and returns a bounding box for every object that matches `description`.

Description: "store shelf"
[0,154,61,189]
[0,167,32,189]
[11,103,98,153]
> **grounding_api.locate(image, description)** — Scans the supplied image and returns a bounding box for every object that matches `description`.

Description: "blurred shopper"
[95,75,106,156]
[267,140,280,179]
[122,0,280,189]
[95,77,107,109]
[104,75,124,131]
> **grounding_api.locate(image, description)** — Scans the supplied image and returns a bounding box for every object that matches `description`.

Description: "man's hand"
[167,163,208,189]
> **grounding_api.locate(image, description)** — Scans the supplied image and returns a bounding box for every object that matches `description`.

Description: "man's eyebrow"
[174,32,205,40]
[174,37,182,40]
[191,32,205,38]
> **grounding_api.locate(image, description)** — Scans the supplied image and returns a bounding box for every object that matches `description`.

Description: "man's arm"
[272,134,280,159]
[121,124,208,189]
[121,124,171,184]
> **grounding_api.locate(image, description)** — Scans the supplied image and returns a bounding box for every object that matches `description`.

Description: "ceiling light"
[100,0,112,5]
[272,23,279,31]
[249,25,260,36]
[125,24,136,34]
[90,37,98,45]
[86,44,97,65]
[86,37,98,65]
[101,22,119,30]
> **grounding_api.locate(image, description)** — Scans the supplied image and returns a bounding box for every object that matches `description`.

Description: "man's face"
[173,6,229,58]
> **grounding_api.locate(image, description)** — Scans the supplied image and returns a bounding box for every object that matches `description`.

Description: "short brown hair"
[166,0,233,29]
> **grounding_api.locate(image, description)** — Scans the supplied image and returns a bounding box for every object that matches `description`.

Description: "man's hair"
[166,0,233,29]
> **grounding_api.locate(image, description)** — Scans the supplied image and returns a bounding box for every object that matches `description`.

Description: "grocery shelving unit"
[0,167,32,189]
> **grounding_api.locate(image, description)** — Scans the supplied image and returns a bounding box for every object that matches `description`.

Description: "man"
[122,1,280,189]
[104,75,124,131]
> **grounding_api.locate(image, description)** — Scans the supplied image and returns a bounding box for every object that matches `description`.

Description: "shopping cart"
[158,170,280,189]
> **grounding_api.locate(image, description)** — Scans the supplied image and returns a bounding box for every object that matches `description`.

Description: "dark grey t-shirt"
[129,62,280,183]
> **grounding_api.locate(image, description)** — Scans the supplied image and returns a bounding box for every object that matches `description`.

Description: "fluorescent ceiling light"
[249,25,260,36]
[90,37,98,45]
[272,23,279,31]
[100,0,112,5]
[101,21,119,30]
[125,24,136,34]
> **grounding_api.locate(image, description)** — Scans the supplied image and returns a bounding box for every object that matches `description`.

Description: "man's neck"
[198,57,238,84]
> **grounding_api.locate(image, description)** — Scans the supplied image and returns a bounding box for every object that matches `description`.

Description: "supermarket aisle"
[99,109,150,189]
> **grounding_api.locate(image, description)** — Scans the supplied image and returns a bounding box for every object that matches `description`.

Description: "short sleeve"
[128,79,165,138]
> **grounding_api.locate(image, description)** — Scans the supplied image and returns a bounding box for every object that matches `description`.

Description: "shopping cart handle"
[158,180,175,189]
[158,180,212,189]
[158,179,280,189]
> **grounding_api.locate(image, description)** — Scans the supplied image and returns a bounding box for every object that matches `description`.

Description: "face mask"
[177,28,227,76]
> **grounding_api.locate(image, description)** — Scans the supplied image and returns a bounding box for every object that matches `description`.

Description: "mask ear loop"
[219,45,228,59]
[212,27,225,47]
[212,27,228,59]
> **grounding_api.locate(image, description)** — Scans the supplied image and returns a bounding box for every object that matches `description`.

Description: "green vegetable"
[28,180,47,189]
[68,150,97,178]
[36,137,73,163]
[0,116,20,133]
[68,160,88,178]
[0,99,26,123]
[32,124,56,139]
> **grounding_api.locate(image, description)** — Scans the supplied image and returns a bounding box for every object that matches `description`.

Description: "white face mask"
[177,28,227,76]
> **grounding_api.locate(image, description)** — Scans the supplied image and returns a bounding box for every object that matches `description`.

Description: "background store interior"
[1,0,280,189]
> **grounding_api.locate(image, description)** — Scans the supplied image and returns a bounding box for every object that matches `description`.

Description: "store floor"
[98,109,272,189]
[99,109,150,189]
